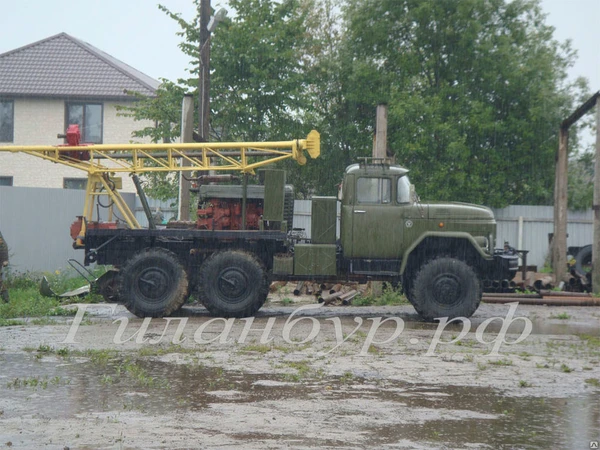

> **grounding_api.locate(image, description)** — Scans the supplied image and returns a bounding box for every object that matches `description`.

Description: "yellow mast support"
[0,131,320,234]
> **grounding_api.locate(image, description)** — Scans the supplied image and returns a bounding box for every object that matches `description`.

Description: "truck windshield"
[357,177,391,204]
[397,176,411,203]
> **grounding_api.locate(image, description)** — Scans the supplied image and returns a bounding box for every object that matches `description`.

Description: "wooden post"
[593,98,600,294]
[372,104,388,298]
[375,104,388,160]
[178,94,194,221]
[199,0,210,142]
[552,126,569,283]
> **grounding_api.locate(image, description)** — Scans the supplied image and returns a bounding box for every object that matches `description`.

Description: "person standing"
[0,230,9,302]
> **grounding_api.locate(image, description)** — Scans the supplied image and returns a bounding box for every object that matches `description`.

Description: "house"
[0,32,158,191]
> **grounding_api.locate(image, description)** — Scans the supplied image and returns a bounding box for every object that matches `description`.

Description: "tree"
[331,0,587,206]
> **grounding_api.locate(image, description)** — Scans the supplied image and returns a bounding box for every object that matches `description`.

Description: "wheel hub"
[137,267,170,300]
[432,274,462,305]
[217,268,248,302]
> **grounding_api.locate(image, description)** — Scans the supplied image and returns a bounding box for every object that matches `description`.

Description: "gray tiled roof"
[0,33,159,99]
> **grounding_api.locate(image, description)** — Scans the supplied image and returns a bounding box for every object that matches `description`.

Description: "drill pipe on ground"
[482,296,600,306]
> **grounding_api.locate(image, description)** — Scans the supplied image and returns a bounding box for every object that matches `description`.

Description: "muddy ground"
[0,293,598,449]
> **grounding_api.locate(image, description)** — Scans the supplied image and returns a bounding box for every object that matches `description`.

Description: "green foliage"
[125,0,590,205]
[336,0,588,207]
[568,151,595,210]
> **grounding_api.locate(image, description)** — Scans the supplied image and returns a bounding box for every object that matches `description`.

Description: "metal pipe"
[293,281,304,296]
[132,174,155,230]
[93,150,280,160]
[241,173,248,230]
[482,296,600,306]
[539,290,592,298]
[482,293,541,299]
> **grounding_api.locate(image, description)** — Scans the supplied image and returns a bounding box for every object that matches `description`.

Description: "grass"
[550,312,571,320]
[584,378,600,387]
[519,380,532,388]
[0,318,25,327]
[352,285,408,306]
[488,358,513,366]
[0,267,109,320]
[240,344,272,354]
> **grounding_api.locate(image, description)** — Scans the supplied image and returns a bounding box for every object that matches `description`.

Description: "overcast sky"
[1,0,598,91]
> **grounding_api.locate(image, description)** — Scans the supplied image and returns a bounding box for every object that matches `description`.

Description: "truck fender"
[399,231,492,275]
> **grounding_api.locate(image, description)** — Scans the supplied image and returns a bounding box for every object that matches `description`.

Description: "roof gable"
[0,33,159,99]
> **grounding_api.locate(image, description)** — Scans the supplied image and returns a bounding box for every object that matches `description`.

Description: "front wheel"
[410,257,481,321]
[118,248,188,318]
[197,250,269,318]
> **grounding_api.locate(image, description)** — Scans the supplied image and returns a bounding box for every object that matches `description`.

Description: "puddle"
[0,353,598,448]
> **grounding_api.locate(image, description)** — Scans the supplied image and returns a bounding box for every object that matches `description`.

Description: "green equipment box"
[294,244,337,276]
[311,196,337,244]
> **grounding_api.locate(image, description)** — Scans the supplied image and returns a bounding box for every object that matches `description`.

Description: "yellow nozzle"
[305,130,320,159]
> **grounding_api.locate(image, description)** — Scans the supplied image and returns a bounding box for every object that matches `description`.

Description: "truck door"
[351,176,404,258]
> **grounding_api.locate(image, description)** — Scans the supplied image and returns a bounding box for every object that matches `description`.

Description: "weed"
[519,380,532,388]
[584,378,600,387]
[353,285,408,306]
[56,347,70,357]
[340,371,355,383]
[240,344,272,354]
[367,344,380,354]
[101,375,115,385]
[30,318,59,325]
[488,359,513,366]
[281,298,293,306]
[477,362,488,371]
[75,349,118,365]
[535,363,550,369]
[550,312,571,320]
[560,363,573,373]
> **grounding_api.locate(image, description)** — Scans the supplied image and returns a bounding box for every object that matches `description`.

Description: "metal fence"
[0,186,136,273]
[0,186,593,272]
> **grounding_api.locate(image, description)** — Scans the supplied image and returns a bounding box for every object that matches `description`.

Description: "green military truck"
[84,160,517,321]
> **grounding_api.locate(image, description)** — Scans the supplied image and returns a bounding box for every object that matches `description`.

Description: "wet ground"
[0,299,599,449]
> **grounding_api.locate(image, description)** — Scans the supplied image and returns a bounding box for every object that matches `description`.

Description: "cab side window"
[397,176,412,203]
[357,177,391,204]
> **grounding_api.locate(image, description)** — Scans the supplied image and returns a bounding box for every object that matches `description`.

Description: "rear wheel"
[410,257,481,321]
[197,250,269,318]
[118,248,188,318]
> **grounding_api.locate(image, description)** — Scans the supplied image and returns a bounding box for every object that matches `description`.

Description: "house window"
[0,100,14,143]
[63,178,87,190]
[0,176,13,186]
[65,103,103,143]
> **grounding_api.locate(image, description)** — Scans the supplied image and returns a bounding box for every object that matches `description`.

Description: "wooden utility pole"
[178,94,194,221]
[593,97,600,294]
[372,104,388,298]
[199,0,210,142]
[552,126,569,283]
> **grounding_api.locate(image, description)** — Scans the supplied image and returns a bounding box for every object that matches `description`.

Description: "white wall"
[0,98,155,192]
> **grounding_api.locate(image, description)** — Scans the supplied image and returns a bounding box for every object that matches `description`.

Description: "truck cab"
[330,161,517,319]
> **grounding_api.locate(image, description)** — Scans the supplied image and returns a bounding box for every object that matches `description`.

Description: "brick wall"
[0,98,155,192]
